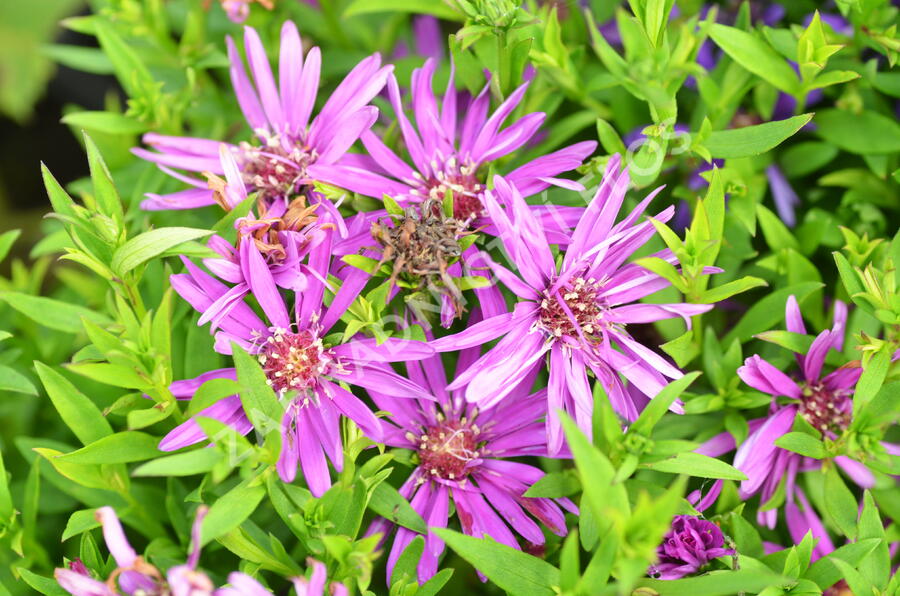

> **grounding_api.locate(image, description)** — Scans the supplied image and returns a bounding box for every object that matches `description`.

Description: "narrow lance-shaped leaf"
[35,362,112,445]
[432,528,560,596]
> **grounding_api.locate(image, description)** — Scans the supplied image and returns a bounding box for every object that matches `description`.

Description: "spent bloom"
[312,58,595,228]
[164,224,433,496]
[432,157,712,453]
[366,345,575,583]
[135,21,391,211]
[648,515,734,579]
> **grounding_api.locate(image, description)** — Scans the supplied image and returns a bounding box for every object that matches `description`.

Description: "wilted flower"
[164,224,433,496]
[135,21,391,211]
[648,515,734,579]
[366,347,575,583]
[432,157,712,453]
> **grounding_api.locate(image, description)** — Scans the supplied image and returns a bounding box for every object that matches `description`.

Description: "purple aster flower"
[163,224,434,496]
[310,58,595,227]
[194,145,342,303]
[219,0,272,23]
[765,164,800,227]
[216,559,348,596]
[365,345,575,583]
[648,515,734,579]
[699,296,896,540]
[431,157,713,454]
[135,21,391,211]
[56,506,214,596]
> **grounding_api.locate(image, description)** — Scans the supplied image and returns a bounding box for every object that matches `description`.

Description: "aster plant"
[8,2,900,596]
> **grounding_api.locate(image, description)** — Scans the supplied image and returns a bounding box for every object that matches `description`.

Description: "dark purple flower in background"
[135,22,391,211]
[432,158,712,454]
[648,515,734,579]
[310,58,595,229]
[164,223,434,496]
[366,346,575,583]
[765,165,801,227]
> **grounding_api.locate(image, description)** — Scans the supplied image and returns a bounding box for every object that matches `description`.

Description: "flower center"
[538,277,607,341]
[237,197,324,264]
[416,419,480,481]
[417,159,484,222]
[257,328,331,395]
[799,382,852,434]
[238,139,317,201]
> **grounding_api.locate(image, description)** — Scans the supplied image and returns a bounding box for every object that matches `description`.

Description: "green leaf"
[704,114,813,159]
[57,431,161,465]
[0,229,20,262]
[723,282,822,345]
[0,449,12,531]
[35,362,112,445]
[709,24,800,94]
[200,480,266,546]
[111,227,214,275]
[523,470,581,498]
[1,292,111,333]
[700,276,768,303]
[754,330,814,354]
[774,432,826,458]
[84,133,124,226]
[62,111,146,134]
[629,372,701,437]
[828,558,874,596]
[781,141,839,177]
[560,414,629,539]
[41,162,78,219]
[636,568,786,595]
[15,568,69,596]
[61,508,99,541]
[41,44,113,74]
[92,18,155,99]
[639,452,748,480]
[856,491,890,587]
[815,109,900,154]
[132,449,224,477]
[232,344,282,434]
[367,481,427,534]
[0,0,82,121]
[757,204,800,251]
[805,538,880,589]
[433,528,559,596]
[854,348,890,418]
[823,465,859,540]
[0,364,37,395]
[344,0,463,20]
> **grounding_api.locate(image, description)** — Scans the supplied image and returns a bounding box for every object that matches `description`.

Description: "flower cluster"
[123,20,713,584]
[22,3,899,595]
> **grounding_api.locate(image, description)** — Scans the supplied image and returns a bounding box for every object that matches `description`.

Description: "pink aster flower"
[216,559,347,596]
[648,515,734,579]
[310,58,596,230]
[163,225,433,496]
[365,343,575,583]
[134,21,391,211]
[56,506,214,596]
[431,157,712,454]
[699,296,897,550]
